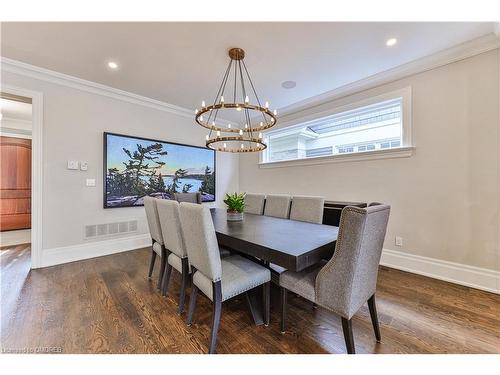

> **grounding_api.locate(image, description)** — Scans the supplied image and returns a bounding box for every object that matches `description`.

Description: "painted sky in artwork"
[106,134,214,176]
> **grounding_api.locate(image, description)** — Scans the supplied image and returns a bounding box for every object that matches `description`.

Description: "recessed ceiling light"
[281,80,296,89]
[386,38,397,47]
[107,61,118,69]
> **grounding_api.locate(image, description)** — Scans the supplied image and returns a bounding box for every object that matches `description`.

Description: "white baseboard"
[39,237,499,295]
[381,248,500,294]
[40,234,151,268]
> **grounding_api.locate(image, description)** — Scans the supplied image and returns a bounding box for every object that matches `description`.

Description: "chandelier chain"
[242,59,269,126]
[238,59,254,139]
[207,58,233,136]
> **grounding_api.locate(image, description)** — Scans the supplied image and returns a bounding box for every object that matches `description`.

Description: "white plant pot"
[227,211,244,221]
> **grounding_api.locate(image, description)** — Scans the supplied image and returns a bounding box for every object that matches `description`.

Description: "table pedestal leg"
[245,286,264,326]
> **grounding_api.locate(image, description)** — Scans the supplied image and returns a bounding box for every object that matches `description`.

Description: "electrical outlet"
[80,161,88,171]
[395,236,403,247]
[86,178,96,187]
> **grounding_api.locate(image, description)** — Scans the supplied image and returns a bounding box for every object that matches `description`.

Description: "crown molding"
[0,126,32,138]
[0,57,194,119]
[278,32,500,119]
[1,116,32,125]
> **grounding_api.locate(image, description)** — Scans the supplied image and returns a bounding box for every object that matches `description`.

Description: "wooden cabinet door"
[0,136,31,231]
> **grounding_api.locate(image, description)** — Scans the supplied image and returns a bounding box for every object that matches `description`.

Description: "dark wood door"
[0,136,31,231]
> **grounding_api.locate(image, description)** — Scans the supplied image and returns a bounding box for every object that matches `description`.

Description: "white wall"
[1,69,239,258]
[240,49,500,274]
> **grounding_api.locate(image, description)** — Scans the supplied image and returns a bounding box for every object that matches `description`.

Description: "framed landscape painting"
[103,132,216,208]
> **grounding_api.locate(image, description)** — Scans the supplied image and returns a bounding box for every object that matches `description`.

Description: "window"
[262,88,412,165]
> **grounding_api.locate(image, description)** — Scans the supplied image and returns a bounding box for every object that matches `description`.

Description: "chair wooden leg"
[148,248,157,278]
[209,281,222,354]
[157,247,167,290]
[178,258,189,314]
[280,287,287,334]
[161,263,172,296]
[187,284,198,326]
[187,267,198,326]
[368,294,381,342]
[263,282,270,326]
[341,317,355,354]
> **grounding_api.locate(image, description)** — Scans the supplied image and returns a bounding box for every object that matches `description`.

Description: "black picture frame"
[103,132,216,208]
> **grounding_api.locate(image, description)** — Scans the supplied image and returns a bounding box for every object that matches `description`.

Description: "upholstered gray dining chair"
[174,191,229,257]
[279,203,390,354]
[174,192,202,204]
[263,194,291,219]
[156,199,190,314]
[289,195,325,224]
[144,196,167,289]
[179,202,271,354]
[244,193,266,215]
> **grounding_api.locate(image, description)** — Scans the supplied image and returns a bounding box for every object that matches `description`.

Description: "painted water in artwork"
[104,133,215,207]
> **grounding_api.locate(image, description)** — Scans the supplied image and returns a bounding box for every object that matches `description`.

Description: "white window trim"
[259,86,413,168]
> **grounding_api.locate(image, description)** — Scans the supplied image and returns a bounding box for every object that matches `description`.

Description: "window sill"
[259,146,415,169]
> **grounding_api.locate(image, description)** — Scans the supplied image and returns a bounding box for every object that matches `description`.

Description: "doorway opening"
[0,93,33,258]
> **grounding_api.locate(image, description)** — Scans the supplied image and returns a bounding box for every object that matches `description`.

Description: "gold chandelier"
[195,48,277,152]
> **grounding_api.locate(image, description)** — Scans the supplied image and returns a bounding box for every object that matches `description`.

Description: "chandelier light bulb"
[206,135,209,140]
[220,96,224,103]
[259,132,263,139]
[202,100,206,107]
[241,144,244,149]
[195,108,198,114]
[245,95,249,104]
[260,121,263,126]
[224,143,227,148]
[236,105,242,111]
[273,109,277,116]
[228,124,231,128]
[211,121,215,127]
[216,130,221,137]
[265,101,269,109]
[244,123,248,129]
[239,129,243,136]
[200,115,204,122]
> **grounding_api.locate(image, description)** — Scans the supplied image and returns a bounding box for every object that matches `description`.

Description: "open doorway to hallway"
[0,93,32,252]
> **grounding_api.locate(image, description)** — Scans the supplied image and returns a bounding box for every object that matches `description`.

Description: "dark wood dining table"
[210,208,339,325]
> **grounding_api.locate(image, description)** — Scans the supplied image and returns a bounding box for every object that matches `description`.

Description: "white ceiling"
[1,22,497,115]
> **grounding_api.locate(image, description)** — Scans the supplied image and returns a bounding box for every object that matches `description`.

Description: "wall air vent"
[85,225,97,238]
[84,220,138,240]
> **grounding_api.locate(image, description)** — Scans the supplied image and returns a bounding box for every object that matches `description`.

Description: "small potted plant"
[224,192,246,221]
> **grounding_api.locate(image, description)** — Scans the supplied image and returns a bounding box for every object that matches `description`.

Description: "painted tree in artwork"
[107,167,136,196]
[182,183,193,193]
[121,143,168,197]
[148,172,167,194]
[200,165,215,194]
[168,168,188,194]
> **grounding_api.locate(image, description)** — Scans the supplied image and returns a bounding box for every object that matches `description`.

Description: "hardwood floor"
[1,244,499,354]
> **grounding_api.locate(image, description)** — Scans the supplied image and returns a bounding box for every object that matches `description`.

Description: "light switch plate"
[67,160,79,170]
[86,178,96,187]
[80,162,88,171]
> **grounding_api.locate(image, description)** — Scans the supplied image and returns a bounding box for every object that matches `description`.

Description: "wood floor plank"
[1,244,499,354]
